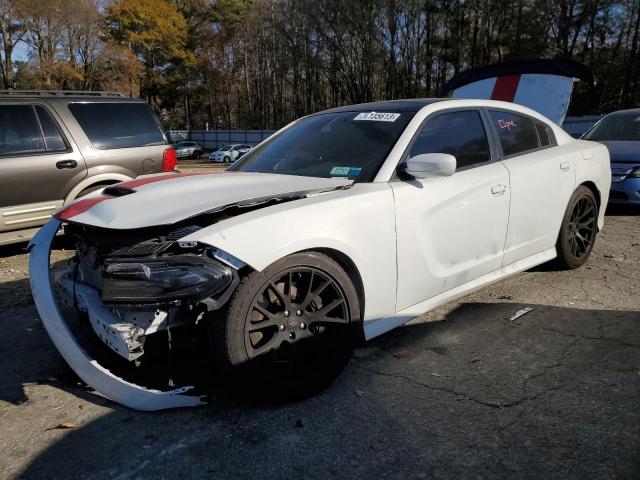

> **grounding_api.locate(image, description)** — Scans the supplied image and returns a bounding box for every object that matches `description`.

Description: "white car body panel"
[61,172,352,229]
[391,162,511,311]
[500,144,578,265]
[573,140,610,230]
[28,98,611,410]
[182,184,399,322]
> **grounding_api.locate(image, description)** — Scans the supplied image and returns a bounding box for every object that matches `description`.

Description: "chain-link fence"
[170,130,276,152]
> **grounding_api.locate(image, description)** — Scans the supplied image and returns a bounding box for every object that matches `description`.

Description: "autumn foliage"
[1,0,640,130]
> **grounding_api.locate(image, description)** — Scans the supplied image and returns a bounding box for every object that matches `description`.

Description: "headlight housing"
[630,166,640,178]
[102,254,233,305]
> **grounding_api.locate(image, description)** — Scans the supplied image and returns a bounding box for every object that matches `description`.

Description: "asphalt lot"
[0,165,638,479]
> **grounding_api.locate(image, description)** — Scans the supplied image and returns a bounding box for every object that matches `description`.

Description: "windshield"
[583,113,640,141]
[219,145,232,151]
[229,111,415,181]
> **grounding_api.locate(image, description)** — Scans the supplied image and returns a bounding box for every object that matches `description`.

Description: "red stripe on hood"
[118,172,208,190]
[54,195,113,220]
[54,173,212,220]
[490,75,521,102]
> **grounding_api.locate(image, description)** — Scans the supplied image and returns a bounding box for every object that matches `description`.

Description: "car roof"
[0,93,146,104]
[606,108,640,116]
[313,98,452,115]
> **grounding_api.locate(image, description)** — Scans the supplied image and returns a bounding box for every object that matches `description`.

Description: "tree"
[105,0,195,106]
[0,0,27,88]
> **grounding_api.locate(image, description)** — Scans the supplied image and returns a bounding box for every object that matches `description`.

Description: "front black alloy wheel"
[210,252,361,400]
[556,185,598,269]
[245,267,349,359]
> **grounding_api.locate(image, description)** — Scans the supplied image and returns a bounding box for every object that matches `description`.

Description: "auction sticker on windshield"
[354,112,401,122]
[330,166,362,177]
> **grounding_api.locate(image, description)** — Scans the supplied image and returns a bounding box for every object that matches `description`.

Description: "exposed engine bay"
[54,208,258,367]
[56,226,233,363]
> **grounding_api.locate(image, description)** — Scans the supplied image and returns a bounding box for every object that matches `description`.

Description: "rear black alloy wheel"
[556,186,598,269]
[567,197,597,258]
[210,252,361,400]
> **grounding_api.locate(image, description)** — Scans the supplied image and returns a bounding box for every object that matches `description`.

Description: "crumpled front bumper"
[28,219,205,411]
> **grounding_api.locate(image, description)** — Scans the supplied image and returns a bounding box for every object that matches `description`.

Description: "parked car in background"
[30,99,610,411]
[582,109,640,204]
[174,141,202,159]
[209,144,252,163]
[0,90,176,245]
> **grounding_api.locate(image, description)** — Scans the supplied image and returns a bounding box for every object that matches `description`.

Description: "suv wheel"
[210,251,361,401]
[223,155,231,163]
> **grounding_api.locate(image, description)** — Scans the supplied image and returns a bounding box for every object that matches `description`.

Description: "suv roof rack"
[0,90,126,97]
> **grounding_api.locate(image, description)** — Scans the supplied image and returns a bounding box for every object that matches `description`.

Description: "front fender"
[183,184,398,322]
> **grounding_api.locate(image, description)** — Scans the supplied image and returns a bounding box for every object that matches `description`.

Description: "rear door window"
[534,120,556,147]
[0,105,46,155]
[489,110,540,156]
[410,110,491,169]
[68,102,166,149]
[35,105,68,151]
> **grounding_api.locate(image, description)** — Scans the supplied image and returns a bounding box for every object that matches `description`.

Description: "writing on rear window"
[354,112,401,122]
[497,119,517,130]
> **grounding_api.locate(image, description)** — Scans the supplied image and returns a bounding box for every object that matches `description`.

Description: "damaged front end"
[29,219,243,410]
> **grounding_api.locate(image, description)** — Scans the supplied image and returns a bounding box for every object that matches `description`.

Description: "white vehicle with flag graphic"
[443,58,595,126]
[29,98,610,411]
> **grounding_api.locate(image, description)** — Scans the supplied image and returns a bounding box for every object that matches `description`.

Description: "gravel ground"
[0,167,638,479]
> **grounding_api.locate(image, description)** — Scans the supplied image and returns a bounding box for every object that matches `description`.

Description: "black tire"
[223,155,231,163]
[210,251,361,401]
[555,185,599,269]
[192,150,201,159]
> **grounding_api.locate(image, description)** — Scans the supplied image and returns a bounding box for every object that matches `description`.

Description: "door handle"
[56,160,77,169]
[560,161,570,171]
[491,184,507,195]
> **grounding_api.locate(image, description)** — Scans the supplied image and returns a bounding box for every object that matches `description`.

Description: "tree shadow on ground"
[10,301,640,480]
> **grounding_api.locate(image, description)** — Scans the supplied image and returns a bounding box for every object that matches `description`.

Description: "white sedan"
[29,99,611,410]
[209,144,252,163]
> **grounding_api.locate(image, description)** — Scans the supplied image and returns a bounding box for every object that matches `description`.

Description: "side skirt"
[363,247,557,340]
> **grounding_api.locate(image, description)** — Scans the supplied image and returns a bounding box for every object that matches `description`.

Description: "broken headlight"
[102,255,233,305]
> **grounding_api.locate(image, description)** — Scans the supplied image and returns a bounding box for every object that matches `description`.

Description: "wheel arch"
[307,247,366,323]
[579,180,601,211]
[64,173,134,203]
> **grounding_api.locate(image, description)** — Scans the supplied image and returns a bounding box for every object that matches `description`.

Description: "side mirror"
[403,153,456,179]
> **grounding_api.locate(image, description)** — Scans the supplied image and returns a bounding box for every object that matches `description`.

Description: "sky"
[14,42,29,62]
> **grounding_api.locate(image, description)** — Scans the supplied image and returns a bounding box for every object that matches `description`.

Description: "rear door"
[392,109,511,311]
[0,103,86,232]
[486,109,576,265]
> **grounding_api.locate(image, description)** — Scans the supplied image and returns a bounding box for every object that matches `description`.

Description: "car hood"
[54,172,352,230]
[598,141,640,163]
